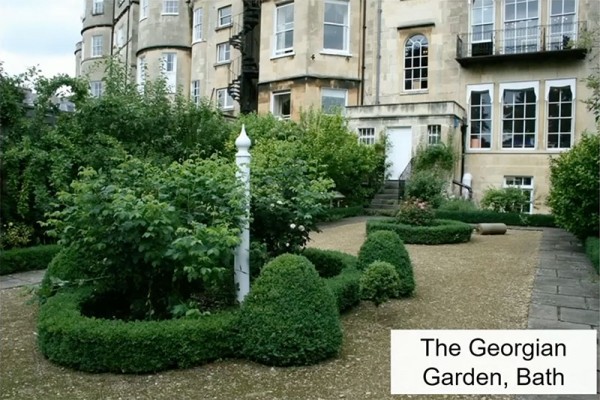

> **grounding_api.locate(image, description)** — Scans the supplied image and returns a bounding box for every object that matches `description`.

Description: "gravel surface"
[0,219,541,400]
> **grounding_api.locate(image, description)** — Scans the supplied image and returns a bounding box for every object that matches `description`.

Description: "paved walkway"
[0,269,45,290]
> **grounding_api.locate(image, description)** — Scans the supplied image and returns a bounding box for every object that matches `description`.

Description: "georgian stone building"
[76,0,598,213]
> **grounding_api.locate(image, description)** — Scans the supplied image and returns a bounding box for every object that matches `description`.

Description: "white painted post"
[234,124,251,303]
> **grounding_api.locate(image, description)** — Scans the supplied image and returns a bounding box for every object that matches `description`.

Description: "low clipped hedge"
[37,288,239,373]
[323,206,364,221]
[0,245,60,275]
[585,237,599,274]
[434,210,556,227]
[360,261,401,306]
[238,254,343,366]
[367,218,472,245]
[324,267,361,313]
[301,248,347,277]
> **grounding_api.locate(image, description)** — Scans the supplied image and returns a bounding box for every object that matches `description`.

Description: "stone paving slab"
[530,292,587,309]
[0,269,45,290]
[559,307,599,327]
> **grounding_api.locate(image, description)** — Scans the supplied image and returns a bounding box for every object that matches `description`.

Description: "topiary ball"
[357,230,415,297]
[39,246,89,301]
[360,261,401,306]
[238,254,343,366]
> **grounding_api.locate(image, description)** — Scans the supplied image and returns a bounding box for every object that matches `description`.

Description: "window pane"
[324,3,347,24]
[324,25,344,49]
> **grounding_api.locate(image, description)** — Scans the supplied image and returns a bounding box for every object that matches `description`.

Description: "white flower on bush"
[298,225,305,232]
[290,223,297,229]
[270,203,275,208]
[276,200,284,205]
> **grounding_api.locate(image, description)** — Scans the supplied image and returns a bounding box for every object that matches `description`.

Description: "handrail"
[452,180,472,200]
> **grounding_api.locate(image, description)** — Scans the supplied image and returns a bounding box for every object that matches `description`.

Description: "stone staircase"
[367,180,401,214]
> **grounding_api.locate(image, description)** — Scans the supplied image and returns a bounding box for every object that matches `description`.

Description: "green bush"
[301,248,346,277]
[0,244,60,275]
[360,261,400,306]
[324,268,361,313]
[405,170,446,208]
[433,210,556,227]
[548,133,600,239]
[437,198,478,212]
[323,205,364,221]
[38,246,87,300]
[481,187,530,213]
[357,231,414,296]
[396,198,435,226]
[585,237,599,274]
[413,143,456,172]
[367,219,473,245]
[37,288,239,373]
[238,254,343,366]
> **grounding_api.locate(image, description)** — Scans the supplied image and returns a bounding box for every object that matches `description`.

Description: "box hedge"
[323,206,364,221]
[367,218,472,245]
[301,248,347,277]
[585,237,599,274]
[360,261,401,306]
[0,244,60,275]
[433,210,555,227]
[324,267,361,313]
[238,254,343,366]
[37,288,240,373]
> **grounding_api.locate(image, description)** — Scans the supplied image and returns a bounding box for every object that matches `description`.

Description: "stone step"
[374,193,399,200]
[370,198,398,206]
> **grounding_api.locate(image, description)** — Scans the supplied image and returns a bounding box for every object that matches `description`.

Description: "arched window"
[404,34,428,91]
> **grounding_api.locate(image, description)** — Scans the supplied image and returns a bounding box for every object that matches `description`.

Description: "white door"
[385,127,412,180]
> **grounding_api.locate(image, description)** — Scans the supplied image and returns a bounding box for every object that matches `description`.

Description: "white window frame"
[548,0,578,50]
[92,0,104,15]
[404,34,429,91]
[503,176,534,214]
[499,81,539,149]
[358,127,376,145]
[140,0,148,20]
[216,88,234,110]
[216,42,231,63]
[470,0,494,43]
[545,78,576,150]
[91,35,103,57]
[218,5,232,28]
[323,0,350,54]
[90,81,103,97]
[271,91,291,119]
[321,88,348,114]
[467,83,494,150]
[503,0,540,54]
[193,8,204,42]
[162,53,177,93]
[427,125,441,145]
[274,2,294,57]
[116,26,125,48]
[137,56,146,90]
[162,0,179,15]
[191,80,201,105]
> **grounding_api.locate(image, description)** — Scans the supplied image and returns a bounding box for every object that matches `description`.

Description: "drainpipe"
[460,121,467,191]
[375,0,382,105]
[125,1,131,79]
[359,0,366,105]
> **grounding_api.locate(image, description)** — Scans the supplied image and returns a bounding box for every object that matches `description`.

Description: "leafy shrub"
[548,133,600,239]
[323,205,364,222]
[45,157,244,319]
[238,254,343,366]
[481,187,530,213]
[301,248,346,277]
[0,244,60,275]
[38,246,86,299]
[324,267,361,313]
[37,288,239,373]
[367,219,473,245]
[433,210,555,227]
[360,261,401,306]
[357,231,414,296]
[405,170,446,208]
[437,198,478,212]
[413,143,456,173]
[249,241,270,279]
[396,198,435,226]
[585,237,599,274]
[0,222,34,249]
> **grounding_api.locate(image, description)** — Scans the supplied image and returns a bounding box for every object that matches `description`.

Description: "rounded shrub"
[360,261,401,306]
[324,267,361,313]
[301,248,346,277]
[367,218,473,245]
[39,246,88,300]
[238,254,343,366]
[357,231,414,297]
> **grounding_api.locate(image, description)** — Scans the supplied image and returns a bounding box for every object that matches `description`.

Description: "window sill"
[214,61,231,67]
[220,107,234,112]
[402,89,428,95]
[161,13,179,16]
[192,39,205,45]
[320,50,352,57]
[271,52,295,60]
[139,16,147,22]
[215,23,233,32]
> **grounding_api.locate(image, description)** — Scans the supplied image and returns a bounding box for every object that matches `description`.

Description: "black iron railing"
[457,21,587,58]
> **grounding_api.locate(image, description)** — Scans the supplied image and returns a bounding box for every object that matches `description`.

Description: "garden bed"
[366,218,472,245]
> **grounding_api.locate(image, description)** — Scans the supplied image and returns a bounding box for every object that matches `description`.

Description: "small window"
[162,53,177,93]
[163,53,176,72]
[140,0,148,20]
[358,128,376,145]
[323,0,350,52]
[191,80,201,105]
[115,26,125,48]
[137,56,146,90]
[90,81,103,97]
[404,34,428,91]
[193,8,203,42]
[321,88,347,114]
[92,0,104,15]
[272,91,291,119]
[162,0,179,15]
[546,80,574,149]
[216,88,234,109]
[504,176,534,214]
[468,85,493,149]
[91,35,103,57]
[427,125,441,145]
[216,42,231,63]
[274,3,294,56]
[218,5,232,28]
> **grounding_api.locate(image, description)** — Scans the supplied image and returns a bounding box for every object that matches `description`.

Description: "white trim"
[466,83,494,104]
[273,2,294,57]
[140,0,148,20]
[498,81,539,103]
[271,90,292,119]
[321,88,348,113]
[323,0,350,53]
[544,78,576,101]
[466,83,494,151]
[91,35,103,57]
[193,8,204,43]
[469,0,495,43]
[217,5,233,28]
[216,42,231,63]
[499,81,539,150]
[162,0,179,15]
[216,88,234,110]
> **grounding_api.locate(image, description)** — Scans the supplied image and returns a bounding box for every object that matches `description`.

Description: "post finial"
[235,124,251,151]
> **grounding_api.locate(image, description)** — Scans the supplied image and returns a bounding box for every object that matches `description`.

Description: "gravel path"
[0,219,541,400]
